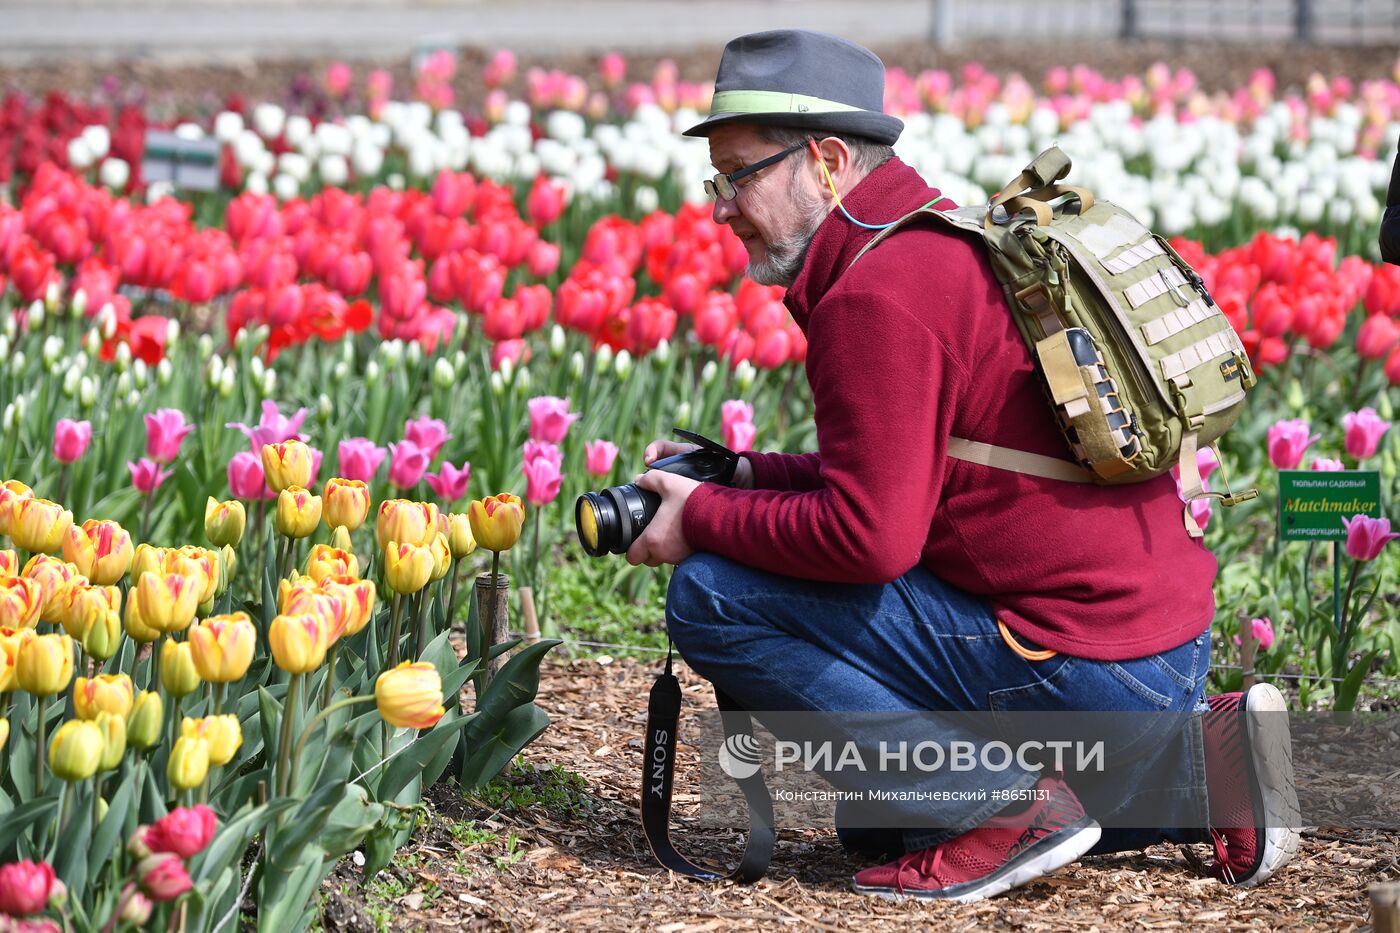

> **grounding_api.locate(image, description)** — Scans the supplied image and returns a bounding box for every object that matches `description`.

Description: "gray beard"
[746,179,830,287]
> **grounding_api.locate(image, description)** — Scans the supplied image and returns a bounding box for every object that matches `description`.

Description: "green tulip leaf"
[0,795,58,859]
[87,773,135,878]
[257,845,326,933]
[458,703,551,793]
[378,712,477,802]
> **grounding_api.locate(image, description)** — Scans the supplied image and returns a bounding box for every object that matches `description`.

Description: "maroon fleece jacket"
[681,157,1217,661]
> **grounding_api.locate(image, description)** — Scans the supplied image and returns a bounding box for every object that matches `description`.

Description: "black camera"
[575,428,739,557]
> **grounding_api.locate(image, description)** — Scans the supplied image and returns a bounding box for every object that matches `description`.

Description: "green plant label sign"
[1277,470,1381,541]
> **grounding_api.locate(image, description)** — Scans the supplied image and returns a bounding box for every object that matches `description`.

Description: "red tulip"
[143,805,217,859]
[0,859,57,915]
[1356,313,1399,360]
[526,175,567,227]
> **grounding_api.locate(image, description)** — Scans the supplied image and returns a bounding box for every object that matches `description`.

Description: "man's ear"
[812,137,853,193]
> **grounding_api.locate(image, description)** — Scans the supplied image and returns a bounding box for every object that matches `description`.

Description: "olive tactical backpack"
[851,146,1258,536]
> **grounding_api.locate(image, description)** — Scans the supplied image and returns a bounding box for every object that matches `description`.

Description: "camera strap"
[641,645,775,882]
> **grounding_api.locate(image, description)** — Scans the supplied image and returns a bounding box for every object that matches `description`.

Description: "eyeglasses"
[703,141,808,201]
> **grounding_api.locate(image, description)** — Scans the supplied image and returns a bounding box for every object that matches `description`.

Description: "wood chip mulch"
[328,656,1398,932]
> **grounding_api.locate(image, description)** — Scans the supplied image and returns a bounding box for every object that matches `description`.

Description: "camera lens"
[574,484,662,556]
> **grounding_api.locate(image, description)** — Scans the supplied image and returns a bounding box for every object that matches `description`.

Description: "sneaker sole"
[1237,683,1300,887]
[851,818,1102,904]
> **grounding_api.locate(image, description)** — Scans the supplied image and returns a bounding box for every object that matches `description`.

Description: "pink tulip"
[599,51,627,88]
[128,458,173,496]
[1311,457,1345,471]
[526,176,567,227]
[721,400,757,453]
[337,438,387,483]
[425,460,471,502]
[585,440,619,477]
[403,416,451,461]
[324,61,353,98]
[1266,419,1319,469]
[306,446,324,489]
[226,400,308,452]
[1188,495,1212,531]
[135,854,192,902]
[144,409,194,464]
[1170,445,1219,487]
[52,418,92,464]
[388,440,430,490]
[1234,617,1275,651]
[1343,407,1391,461]
[227,451,272,500]
[0,859,57,915]
[523,440,562,469]
[523,454,563,506]
[1341,514,1399,562]
[527,396,580,444]
[143,805,217,859]
[491,338,529,371]
[527,240,560,279]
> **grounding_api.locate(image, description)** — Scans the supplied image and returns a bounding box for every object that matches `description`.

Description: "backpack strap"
[947,437,1094,483]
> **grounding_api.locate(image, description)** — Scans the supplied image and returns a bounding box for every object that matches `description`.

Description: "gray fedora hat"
[683,30,903,145]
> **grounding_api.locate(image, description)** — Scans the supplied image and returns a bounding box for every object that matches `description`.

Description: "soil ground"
[318,656,1399,933]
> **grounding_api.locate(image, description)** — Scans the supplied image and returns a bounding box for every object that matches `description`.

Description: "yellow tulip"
[428,532,451,582]
[0,549,18,577]
[275,487,322,539]
[73,673,135,720]
[159,640,202,698]
[446,513,476,560]
[49,719,103,782]
[324,478,371,532]
[95,711,127,772]
[16,633,74,696]
[82,605,122,661]
[306,544,358,583]
[204,497,246,548]
[134,573,200,635]
[182,715,241,766]
[126,690,163,750]
[168,546,219,606]
[167,735,209,790]
[320,575,375,638]
[0,719,8,753]
[216,545,236,596]
[129,543,168,587]
[61,520,134,586]
[188,613,257,683]
[0,479,34,537]
[59,582,120,640]
[22,554,83,625]
[268,613,329,674]
[0,577,42,630]
[376,499,439,552]
[10,497,72,554]
[467,493,526,552]
[261,440,313,493]
[0,626,35,692]
[375,661,446,729]
[277,574,318,613]
[384,541,433,595]
[122,596,161,644]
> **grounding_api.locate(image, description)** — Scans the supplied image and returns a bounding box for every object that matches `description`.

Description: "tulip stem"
[292,695,376,783]
[93,773,104,830]
[138,489,156,545]
[321,644,339,708]
[385,594,405,671]
[34,694,48,796]
[55,463,69,508]
[411,590,429,661]
[1333,557,1362,683]
[277,673,303,799]
[444,560,462,632]
[50,781,70,858]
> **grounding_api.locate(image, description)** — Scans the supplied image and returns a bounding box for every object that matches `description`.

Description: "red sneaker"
[1201,684,1300,886]
[851,775,1101,902]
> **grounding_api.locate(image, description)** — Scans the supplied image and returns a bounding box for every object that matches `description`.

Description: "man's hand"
[625,469,701,567]
[642,439,754,489]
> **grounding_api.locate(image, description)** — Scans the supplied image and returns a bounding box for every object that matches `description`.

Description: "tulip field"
[0,45,1398,931]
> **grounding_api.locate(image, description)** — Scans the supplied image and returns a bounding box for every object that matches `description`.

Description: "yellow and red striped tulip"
[320,575,375,638]
[16,633,74,696]
[22,554,84,625]
[275,487,322,539]
[376,500,439,551]
[0,480,34,537]
[167,735,209,790]
[0,627,35,692]
[0,577,42,630]
[49,719,103,782]
[59,582,120,640]
[467,493,526,552]
[306,544,358,583]
[277,574,318,613]
[375,661,446,729]
[61,520,134,586]
[82,603,122,661]
[129,544,169,587]
[428,532,451,582]
[122,595,161,644]
[181,715,241,766]
[168,546,219,606]
[384,541,433,595]
[0,549,17,577]
[160,640,202,698]
[10,498,73,554]
[135,573,200,635]
[74,673,135,720]
[188,613,257,683]
[261,440,313,493]
[126,690,163,749]
[268,612,329,673]
[446,513,476,559]
[324,478,371,532]
[204,497,246,548]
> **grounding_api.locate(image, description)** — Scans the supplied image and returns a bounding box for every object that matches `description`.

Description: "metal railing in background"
[927,0,1400,45]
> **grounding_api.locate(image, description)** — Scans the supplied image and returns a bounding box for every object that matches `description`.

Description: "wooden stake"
[1371,882,1400,933]
[519,586,540,644]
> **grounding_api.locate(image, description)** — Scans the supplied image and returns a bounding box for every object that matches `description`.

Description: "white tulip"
[319,155,349,187]
[174,122,204,141]
[272,173,300,202]
[252,102,286,140]
[81,124,110,159]
[214,110,245,142]
[284,114,312,150]
[66,137,94,170]
[98,157,130,190]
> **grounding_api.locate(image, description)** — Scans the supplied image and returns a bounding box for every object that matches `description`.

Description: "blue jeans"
[665,553,1211,856]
